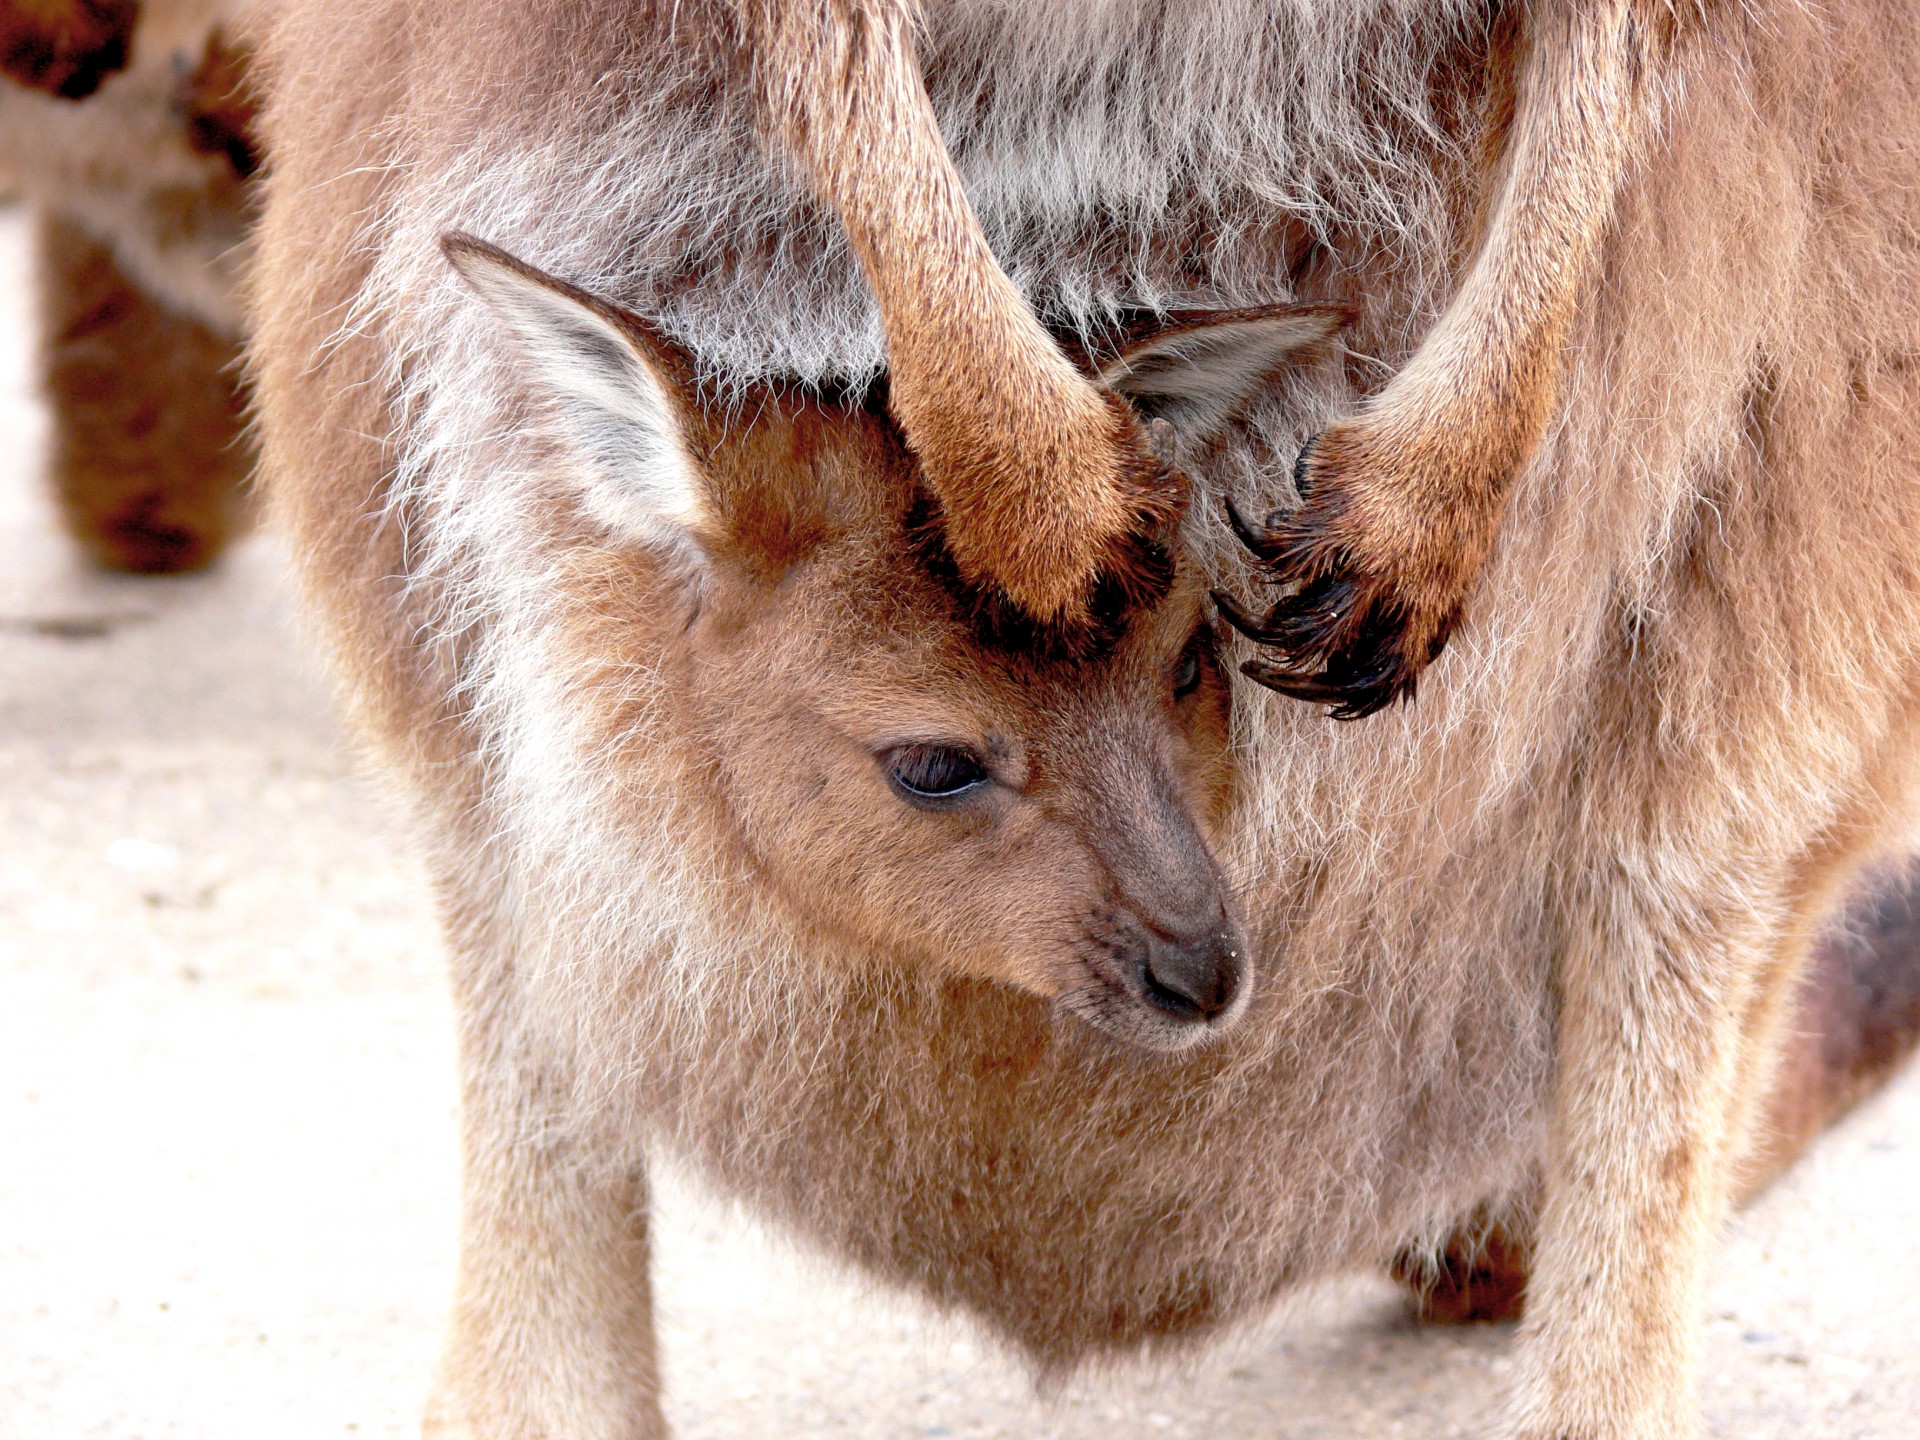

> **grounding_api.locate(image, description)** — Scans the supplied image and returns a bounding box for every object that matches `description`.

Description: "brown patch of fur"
[180,27,260,180]
[1393,1212,1534,1325]
[0,0,136,100]
[36,210,249,573]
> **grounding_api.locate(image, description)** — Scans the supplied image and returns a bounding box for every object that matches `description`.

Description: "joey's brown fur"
[246,2,1920,1438]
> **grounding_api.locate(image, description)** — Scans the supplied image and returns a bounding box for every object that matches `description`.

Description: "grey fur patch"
[385,0,1486,388]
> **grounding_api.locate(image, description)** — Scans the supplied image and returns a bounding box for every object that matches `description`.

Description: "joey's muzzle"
[1140,925,1244,1023]
[1065,898,1251,1052]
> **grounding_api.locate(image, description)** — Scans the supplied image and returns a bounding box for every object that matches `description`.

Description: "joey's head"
[445,234,1343,1052]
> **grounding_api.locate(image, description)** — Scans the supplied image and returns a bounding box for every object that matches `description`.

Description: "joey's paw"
[1216,426,1478,719]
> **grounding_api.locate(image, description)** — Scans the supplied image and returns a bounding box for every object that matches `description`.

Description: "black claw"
[1240,654,1410,720]
[1217,442,1436,719]
[1239,660,1350,704]
[1329,683,1405,722]
[1211,588,1285,645]
[1255,576,1369,664]
[1235,602,1422,716]
[1291,437,1320,501]
[1222,492,1281,562]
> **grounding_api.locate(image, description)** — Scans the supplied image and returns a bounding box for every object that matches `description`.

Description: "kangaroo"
[2,0,260,572]
[245,2,1920,1436]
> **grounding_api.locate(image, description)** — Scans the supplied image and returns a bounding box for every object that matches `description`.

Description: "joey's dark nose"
[1140,930,1244,1021]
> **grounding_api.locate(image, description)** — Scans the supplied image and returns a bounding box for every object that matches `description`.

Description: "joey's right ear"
[440,232,714,554]
[1097,303,1352,452]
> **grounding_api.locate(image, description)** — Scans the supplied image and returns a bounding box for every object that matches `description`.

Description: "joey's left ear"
[1097,303,1351,450]
[441,231,715,555]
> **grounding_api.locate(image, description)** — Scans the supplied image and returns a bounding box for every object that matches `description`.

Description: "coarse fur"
[2,0,262,571]
[246,2,1920,1438]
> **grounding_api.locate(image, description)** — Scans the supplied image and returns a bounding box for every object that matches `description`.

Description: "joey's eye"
[886,745,991,804]
[1173,642,1205,699]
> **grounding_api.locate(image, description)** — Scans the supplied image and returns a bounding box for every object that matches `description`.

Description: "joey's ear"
[441,232,712,553]
[1097,303,1351,449]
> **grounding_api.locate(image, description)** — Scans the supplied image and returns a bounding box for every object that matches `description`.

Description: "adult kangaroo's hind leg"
[426,885,667,1440]
[1222,1,1688,718]
[1500,851,1771,1440]
[1395,855,1920,1327]
[34,211,250,574]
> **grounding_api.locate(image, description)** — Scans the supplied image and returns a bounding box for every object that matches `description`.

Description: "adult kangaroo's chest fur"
[251,1,1920,1434]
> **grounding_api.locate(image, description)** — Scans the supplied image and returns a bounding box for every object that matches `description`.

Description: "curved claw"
[1215,424,1468,719]
[1222,492,1282,562]
[1216,566,1435,720]
[1211,588,1281,644]
[1240,653,1412,722]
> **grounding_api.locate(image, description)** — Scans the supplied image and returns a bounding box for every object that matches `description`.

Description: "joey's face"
[445,235,1345,1051]
[690,517,1247,1051]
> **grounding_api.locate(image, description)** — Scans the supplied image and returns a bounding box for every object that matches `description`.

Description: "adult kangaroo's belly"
[643,941,1552,1370]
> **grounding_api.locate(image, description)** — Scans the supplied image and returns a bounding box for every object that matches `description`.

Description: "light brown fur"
[245,3,1920,1438]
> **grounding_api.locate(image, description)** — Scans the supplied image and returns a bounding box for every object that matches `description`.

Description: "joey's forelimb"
[1226,1,1674,717]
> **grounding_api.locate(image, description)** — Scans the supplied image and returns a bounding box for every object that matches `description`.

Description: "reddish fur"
[0,0,136,100]
[34,210,249,574]
[748,0,1182,629]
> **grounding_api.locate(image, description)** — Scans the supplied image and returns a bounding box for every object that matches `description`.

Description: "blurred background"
[2,188,1919,1438]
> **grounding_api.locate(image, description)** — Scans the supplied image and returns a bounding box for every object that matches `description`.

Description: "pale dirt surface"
[2,201,1917,1439]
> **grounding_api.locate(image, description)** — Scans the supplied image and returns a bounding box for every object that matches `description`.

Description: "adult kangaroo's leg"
[0,0,138,100]
[1399,854,1920,1327]
[1501,869,1761,1440]
[34,211,249,574]
[1223,1,1685,718]
[426,899,666,1440]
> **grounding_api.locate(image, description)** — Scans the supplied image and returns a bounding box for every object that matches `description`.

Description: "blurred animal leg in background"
[0,0,138,101]
[33,210,249,573]
[1742,855,1920,1192]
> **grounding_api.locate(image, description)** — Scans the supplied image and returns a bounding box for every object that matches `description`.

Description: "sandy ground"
[2,201,1918,1439]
